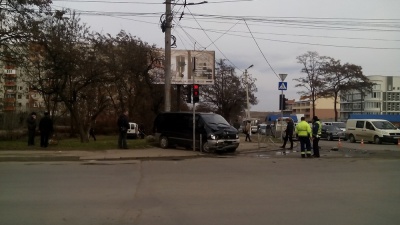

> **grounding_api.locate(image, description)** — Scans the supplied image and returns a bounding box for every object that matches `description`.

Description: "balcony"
[4,98,16,103]
[4,106,16,111]
[5,74,17,78]
[4,81,16,86]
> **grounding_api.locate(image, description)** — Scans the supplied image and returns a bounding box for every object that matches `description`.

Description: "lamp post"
[245,65,253,120]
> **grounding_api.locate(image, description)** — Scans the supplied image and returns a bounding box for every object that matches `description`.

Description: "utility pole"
[245,65,253,119]
[164,0,172,112]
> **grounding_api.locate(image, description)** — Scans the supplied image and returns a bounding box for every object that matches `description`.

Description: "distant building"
[291,97,340,122]
[1,63,45,114]
[340,75,400,119]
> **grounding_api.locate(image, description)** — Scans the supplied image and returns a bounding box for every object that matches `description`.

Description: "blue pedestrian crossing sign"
[278,82,287,90]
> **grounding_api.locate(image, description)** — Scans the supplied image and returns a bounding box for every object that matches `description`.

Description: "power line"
[244,19,279,79]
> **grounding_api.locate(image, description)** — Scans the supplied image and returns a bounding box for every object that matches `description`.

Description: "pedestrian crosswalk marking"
[278,82,287,90]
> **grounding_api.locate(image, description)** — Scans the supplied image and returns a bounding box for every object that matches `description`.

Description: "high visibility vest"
[296,121,311,137]
[316,121,322,135]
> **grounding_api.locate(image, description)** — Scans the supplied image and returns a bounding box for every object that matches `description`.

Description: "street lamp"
[245,65,253,120]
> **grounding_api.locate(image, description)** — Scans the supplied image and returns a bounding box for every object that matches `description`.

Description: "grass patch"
[0,135,157,151]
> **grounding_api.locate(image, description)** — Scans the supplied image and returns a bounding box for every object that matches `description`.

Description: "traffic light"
[193,84,200,103]
[279,94,286,110]
[184,85,191,103]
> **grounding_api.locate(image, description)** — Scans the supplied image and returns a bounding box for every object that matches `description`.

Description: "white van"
[345,119,400,144]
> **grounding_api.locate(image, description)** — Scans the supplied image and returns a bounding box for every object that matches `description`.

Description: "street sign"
[278,82,287,90]
[279,74,288,81]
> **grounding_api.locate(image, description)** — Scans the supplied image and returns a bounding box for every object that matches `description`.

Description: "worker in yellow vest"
[295,116,312,158]
[312,116,322,158]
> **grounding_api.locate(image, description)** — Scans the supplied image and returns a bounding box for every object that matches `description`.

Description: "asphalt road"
[1,156,400,225]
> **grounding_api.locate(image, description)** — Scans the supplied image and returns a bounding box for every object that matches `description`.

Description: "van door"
[355,120,365,142]
[364,121,376,142]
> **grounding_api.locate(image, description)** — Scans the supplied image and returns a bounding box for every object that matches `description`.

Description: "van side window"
[356,121,364,128]
[366,122,374,130]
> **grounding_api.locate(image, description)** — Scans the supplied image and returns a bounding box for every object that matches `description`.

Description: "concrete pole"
[245,69,250,119]
[164,0,172,112]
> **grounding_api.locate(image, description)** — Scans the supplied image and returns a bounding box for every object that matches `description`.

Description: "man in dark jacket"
[27,112,37,146]
[117,110,130,149]
[281,118,294,150]
[39,112,53,148]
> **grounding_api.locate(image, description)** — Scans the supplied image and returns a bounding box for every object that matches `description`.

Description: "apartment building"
[340,75,400,119]
[1,64,45,114]
[291,97,340,121]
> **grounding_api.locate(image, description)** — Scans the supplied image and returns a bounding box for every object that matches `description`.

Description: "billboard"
[151,49,215,85]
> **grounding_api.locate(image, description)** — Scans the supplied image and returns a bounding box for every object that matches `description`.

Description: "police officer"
[312,116,322,158]
[295,117,312,158]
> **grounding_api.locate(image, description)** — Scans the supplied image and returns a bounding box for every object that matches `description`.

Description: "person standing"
[89,127,96,141]
[244,121,252,142]
[27,112,37,146]
[117,110,130,149]
[312,116,322,158]
[281,118,294,150]
[295,117,312,158]
[39,112,53,148]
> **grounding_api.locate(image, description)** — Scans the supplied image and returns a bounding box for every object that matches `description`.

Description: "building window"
[373,84,381,90]
[18,94,21,99]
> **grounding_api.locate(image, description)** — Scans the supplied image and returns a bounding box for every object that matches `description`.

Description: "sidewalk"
[1,136,398,162]
[0,136,264,162]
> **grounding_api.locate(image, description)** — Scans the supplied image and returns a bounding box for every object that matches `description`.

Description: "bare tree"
[0,0,51,62]
[294,51,327,117]
[200,59,258,122]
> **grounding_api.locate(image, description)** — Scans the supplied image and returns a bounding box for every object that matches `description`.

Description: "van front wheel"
[160,136,169,149]
[374,136,382,144]
[202,142,213,153]
[349,134,356,143]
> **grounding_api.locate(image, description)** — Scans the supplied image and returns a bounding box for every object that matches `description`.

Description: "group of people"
[26,111,53,148]
[281,116,322,158]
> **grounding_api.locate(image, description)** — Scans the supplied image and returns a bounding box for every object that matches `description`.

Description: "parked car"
[153,112,239,152]
[322,122,346,132]
[321,125,346,141]
[258,124,267,135]
[127,122,140,139]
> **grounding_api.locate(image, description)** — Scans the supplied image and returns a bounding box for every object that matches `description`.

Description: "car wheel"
[202,142,213,153]
[327,135,333,141]
[374,136,382,144]
[160,136,169,149]
[349,134,356,143]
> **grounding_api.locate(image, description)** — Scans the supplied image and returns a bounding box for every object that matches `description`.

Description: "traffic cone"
[361,139,364,146]
[338,138,342,148]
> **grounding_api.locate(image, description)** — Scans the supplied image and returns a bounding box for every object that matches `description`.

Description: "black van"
[153,112,240,153]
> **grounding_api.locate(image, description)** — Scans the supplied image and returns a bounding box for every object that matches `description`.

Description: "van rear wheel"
[160,136,169,149]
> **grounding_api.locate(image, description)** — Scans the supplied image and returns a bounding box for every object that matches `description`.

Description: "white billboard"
[151,49,215,85]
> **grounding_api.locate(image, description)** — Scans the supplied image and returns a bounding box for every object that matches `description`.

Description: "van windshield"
[372,121,397,130]
[201,114,230,127]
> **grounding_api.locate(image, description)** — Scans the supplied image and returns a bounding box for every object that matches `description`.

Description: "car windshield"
[332,123,345,128]
[372,121,397,130]
[201,114,230,126]
[326,126,341,131]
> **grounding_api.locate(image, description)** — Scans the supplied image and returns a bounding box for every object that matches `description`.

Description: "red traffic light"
[193,84,200,103]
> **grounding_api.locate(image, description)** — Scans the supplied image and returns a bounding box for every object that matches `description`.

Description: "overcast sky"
[51,0,400,111]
